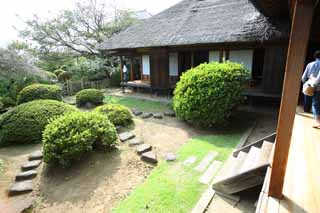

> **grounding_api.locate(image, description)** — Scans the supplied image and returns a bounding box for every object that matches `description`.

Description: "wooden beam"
[268,0,315,199]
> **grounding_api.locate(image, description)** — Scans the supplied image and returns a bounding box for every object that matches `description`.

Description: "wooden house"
[100,0,291,98]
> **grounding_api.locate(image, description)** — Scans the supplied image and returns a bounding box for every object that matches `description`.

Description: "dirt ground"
[0,117,206,213]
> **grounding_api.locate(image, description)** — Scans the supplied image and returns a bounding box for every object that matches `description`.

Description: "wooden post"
[120,56,124,83]
[268,0,315,199]
[130,56,134,81]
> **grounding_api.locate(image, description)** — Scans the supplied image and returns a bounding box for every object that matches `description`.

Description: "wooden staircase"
[212,133,276,195]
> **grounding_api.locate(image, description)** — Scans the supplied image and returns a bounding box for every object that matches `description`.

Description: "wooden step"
[239,146,261,173]
[258,141,274,166]
[214,155,237,182]
[225,151,248,178]
[194,151,218,172]
[199,161,223,185]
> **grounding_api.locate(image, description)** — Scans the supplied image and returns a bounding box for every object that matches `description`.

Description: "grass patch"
[104,96,172,113]
[113,134,243,213]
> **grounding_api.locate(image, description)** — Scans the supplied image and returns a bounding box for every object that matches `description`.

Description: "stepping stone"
[16,170,37,181]
[164,111,175,117]
[194,151,218,172]
[21,160,42,171]
[119,132,135,142]
[11,196,35,212]
[199,161,222,185]
[9,180,33,196]
[132,109,143,116]
[128,138,143,146]
[141,151,158,164]
[165,153,177,162]
[183,156,197,166]
[136,144,152,155]
[28,150,43,161]
[153,113,163,119]
[141,113,153,119]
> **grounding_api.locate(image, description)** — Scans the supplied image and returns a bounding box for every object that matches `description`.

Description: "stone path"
[194,152,218,172]
[183,156,197,166]
[199,161,222,185]
[131,109,176,120]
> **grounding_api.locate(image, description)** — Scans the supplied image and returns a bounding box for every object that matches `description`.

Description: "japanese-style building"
[100,0,292,97]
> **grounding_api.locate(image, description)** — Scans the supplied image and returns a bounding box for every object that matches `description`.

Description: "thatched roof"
[100,0,290,51]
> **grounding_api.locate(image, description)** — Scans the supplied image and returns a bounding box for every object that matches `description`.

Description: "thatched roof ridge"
[100,0,290,51]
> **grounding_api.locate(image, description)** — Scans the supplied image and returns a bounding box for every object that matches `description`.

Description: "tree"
[18,0,138,56]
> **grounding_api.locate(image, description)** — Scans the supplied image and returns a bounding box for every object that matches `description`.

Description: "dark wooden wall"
[262,46,287,94]
[150,48,169,89]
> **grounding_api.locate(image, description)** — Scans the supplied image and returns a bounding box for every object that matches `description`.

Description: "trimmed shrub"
[95,104,133,127]
[17,84,62,105]
[0,100,77,146]
[43,112,117,167]
[173,62,249,127]
[0,97,15,108]
[57,71,72,82]
[76,89,104,107]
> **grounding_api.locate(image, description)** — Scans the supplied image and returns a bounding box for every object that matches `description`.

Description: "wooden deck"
[121,80,151,88]
[257,111,320,212]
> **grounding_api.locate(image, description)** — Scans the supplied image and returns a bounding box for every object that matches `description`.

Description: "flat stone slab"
[194,151,218,172]
[28,150,43,161]
[132,109,143,116]
[128,138,143,146]
[136,144,152,155]
[11,196,35,212]
[183,156,197,166]
[199,161,222,185]
[119,132,135,142]
[141,113,153,119]
[16,170,37,181]
[21,160,42,171]
[165,153,177,162]
[164,111,175,117]
[153,113,163,119]
[141,151,158,164]
[9,180,33,196]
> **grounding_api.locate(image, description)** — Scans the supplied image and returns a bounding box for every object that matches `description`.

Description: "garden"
[0,57,267,212]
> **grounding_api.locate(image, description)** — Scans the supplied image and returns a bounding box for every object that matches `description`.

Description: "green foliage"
[17,84,62,105]
[0,96,16,108]
[76,89,104,107]
[173,62,249,127]
[95,104,133,127]
[0,100,77,146]
[43,112,117,167]
[110,68,121,87]
[57,71,72,82]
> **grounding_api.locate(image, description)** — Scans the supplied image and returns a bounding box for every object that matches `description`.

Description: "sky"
[0,0,181,47]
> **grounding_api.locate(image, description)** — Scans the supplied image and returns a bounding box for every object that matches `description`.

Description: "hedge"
[43,112,117,167]
[173,62,249,127]
[76,89,104,107]
[0,100,77,146]
[17,84,62,105]
[95,104,133,127]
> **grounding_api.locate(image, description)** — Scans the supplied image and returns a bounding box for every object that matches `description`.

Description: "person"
[123,62,128,82]
[302,50,320,128]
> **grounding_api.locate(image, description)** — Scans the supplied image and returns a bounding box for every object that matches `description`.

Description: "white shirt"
[123,65,128,73]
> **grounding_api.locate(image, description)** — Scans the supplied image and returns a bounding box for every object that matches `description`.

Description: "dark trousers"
[304,95,313,113]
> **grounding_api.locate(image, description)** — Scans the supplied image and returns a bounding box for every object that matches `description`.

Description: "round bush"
[95,104,133,127]
[173,62,249,127]
[76,89,104,107]
[0,100,77,146]
[43,112,117,167]
[17,84,62,105]
[0,97,15,108]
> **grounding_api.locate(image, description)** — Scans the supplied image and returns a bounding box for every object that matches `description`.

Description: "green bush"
[76,89,104,107]
[0,97,15,108]
[44,71,58,82]
[0,100,77,146]
[95,104,133,127]
[17,84,62,105]
[173,62,249,127]
[43,112,117,167]
[110,69,121,87]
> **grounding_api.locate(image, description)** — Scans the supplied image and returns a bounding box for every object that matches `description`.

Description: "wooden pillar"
[120,56,123,82]
[130,56,134,81]
[268,0,314,199]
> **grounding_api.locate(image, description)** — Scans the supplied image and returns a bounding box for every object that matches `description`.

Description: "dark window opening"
[194,51,209,67]
[252,49,265,86]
